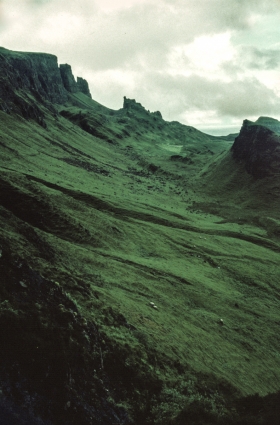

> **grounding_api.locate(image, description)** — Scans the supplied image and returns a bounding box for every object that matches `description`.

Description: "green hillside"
[0,48,280,425]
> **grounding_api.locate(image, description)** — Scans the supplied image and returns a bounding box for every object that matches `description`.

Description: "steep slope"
[231,118,280,178]
[195,118,280,237]
[0,47,280,425]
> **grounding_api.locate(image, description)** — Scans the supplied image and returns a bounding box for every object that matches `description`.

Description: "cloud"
[128,72,280,122]
[0,0,270,69]
[241,47,280,70]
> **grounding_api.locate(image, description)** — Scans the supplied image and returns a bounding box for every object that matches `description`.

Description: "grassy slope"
[1,92,280,424]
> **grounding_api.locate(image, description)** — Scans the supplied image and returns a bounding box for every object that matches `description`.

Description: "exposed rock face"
[123,96,162,119]
[0,47,68,104]
[0,47,92,121]
[123,96,146,112]
[59,63,78,94]
[59,64,92,98]
[77,77,92,98]
[231,119,280,178]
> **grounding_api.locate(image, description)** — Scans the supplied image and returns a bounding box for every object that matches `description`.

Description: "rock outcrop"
[59,63,78,95]
[77,77,92,98]
[123,96,147,112]
[59,64,92,98]
[231,118,280,178]
[123,96,162,119]
[0,47,68,104]
[0,47,92,121]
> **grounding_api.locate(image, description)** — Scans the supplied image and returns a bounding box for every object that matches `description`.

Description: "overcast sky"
[1,0,280,134]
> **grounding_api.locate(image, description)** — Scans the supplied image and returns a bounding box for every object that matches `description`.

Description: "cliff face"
[59,63,78,95]
[0,47,91,123]
[0,47,68,104]
[123,96,162,119]
[59,64,92,98]
[76,76,92,98]
[231,119,280,178]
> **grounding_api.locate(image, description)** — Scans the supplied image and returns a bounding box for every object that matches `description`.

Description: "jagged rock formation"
[231,118,280,178]
[0,47,68,104]
[0,47,92,121]
[59,64,92,98]
[59,63,78,94]
[123,96,162,119]
[123,96,143,111]
[77,77,92,98]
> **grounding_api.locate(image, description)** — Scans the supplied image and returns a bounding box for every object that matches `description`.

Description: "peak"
[59,64,91,98]
[123,96,145,110]
[255,116,279,124]
[123,96,162,119]
[243,116,280,135]
[231,117,280,178]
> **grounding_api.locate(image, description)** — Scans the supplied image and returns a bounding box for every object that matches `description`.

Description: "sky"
[1,0,280,135]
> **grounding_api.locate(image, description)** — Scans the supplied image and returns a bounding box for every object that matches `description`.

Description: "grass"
[0,87,280,424]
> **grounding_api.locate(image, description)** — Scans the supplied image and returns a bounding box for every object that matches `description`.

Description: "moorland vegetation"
[0,46,280,424]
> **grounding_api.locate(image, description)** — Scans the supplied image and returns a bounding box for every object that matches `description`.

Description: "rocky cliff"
[77,76,92,98]
[0,47,68,104]
[0,47,91,123]
[60,64,92,98]
[231,118,280,178]
[123,96,162,119]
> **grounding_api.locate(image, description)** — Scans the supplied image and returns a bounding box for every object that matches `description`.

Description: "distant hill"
[216,132,239,141]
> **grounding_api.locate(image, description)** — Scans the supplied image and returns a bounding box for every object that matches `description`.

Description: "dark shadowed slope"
[0,47,280,425]
[195,118,280,237]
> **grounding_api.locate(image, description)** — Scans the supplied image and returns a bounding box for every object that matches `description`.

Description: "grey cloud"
[85,3,194,70]
[3,0,280,72]
[221,45,280,76]
[28,0,51,4]
[88,0,280,72]
[245,47,280,70]
[136,73,280,120]
[215,79,280,117]
[162,0,280,31]
[48,0,279,71]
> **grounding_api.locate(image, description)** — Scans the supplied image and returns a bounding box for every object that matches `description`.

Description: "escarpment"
[0,47,68,104]
[0,47,91,123]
